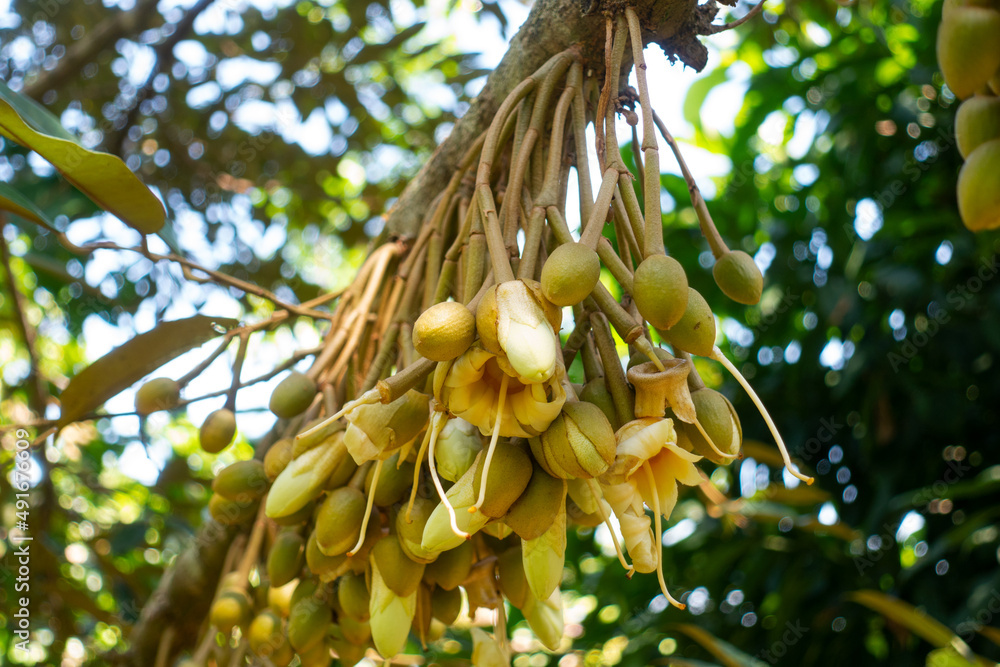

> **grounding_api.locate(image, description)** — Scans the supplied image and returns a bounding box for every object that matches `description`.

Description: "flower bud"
[267,529,304,588]
[212,460,268,502]
[423,540,474,591]
[314,486,365,557]
[431,586,463,625]
[522,589,565,651]
[200,408,237,453]
[412,301,477,361]
[477,280,561,383]
[504,465,566,540]
[337,572,370,622]
[343,389,429,464]
[472,439,533,518]
[210,589,251,634]
[658,287,716,358]
[497,545,530,609]
[471,628,510,667]
[287,595,330,653]
[522,501,566,602]
[434,417,483,482]
[369,560,417,659]
[264,438,294,481]
[135,377,180,415]
[208,494,258,525]
[372,532,426,597]
[266,442,346,519]
[269,371,317,419]
[713,250,763,305]
[396,497,439,564]
[678,388,742,464]
[421,462,491,552]
[529,401,616,479]
[365,451,415,506]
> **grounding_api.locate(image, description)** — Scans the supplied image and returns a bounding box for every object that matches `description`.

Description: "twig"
[707,0,766,34]
[0,223,48,414]
[58,238,334,320]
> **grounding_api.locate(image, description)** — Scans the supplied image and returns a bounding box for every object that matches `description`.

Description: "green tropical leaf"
[58,315,240,426]
[0,81,165,234]
[669,623,769,667]
[847,591,983,664]
[0,181,57,229]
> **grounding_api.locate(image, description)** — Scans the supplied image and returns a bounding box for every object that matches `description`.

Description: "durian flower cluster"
[192,10,814,666]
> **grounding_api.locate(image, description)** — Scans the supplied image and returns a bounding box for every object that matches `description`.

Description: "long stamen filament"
[471,373,509,513]
[642,462,686,610]
[692,417,738,460]
[296,388,381,441]
[405,414,434,523]
[347,457,382,556]
[586,478,634,575]
[427,411,469,539]
[711,347,814,484]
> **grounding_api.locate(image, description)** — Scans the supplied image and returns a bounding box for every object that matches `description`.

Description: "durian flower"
[604,417,703,520]
[601,417,704,610]
[433,344,566,438]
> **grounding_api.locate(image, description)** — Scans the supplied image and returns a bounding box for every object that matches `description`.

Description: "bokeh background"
[1,0,999,665]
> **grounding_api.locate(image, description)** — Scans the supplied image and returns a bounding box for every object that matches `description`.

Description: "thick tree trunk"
[124,0,709,662]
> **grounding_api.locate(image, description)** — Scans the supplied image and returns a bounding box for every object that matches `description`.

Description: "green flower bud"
[314,486,365,557]
[677,387,742,465]
[365,451,415,506]
[396,497,439,564]
[372,532,426,597]
[713,250,763,305]
[431,586,463,625]
[658,288,716,358]
[269,371,317,419]
[208,494,258,525]
[471,628,510,667]
[337,572,370,622]
[212,459,268,502]
[287,595,330,653]
[472,440,533,518]
[497,546,530,609]
[210,589,251,634]
[434,417,483,482]
[521,588,564,651]
[135,377,180,415]
[529,401,615,479]
[423,540,474,591]
[267,528,304,588]
[265,442,346,519]
[504,465,566,540]
[199,408,237,453]
[522,501,566,602]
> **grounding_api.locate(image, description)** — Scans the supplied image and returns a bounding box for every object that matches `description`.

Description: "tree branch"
[384,0,702,239]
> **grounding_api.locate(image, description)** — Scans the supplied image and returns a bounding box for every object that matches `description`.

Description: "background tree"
[1,0,999,666]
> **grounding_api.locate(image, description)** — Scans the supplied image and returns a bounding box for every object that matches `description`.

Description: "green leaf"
[847,591,980,663]
[0,81,165,234]
[669,624,769,667]
[0,181,57,230]
[58,315,239,426]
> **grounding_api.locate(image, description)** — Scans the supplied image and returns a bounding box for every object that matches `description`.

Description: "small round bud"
[134,377,180,415]
[268,371,317,419]
[632,255,689,330]
[541,242,601,306]
[713,250,763,305]
[199,408,237,453]
[412,301,476,361]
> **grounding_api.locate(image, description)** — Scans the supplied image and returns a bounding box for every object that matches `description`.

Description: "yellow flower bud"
[343,389,429,464]
[477,280,561,384]
[369,560,416,659]
[265,441,346,519]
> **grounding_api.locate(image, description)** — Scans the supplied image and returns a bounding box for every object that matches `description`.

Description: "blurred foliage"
[2,0,1000,665]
